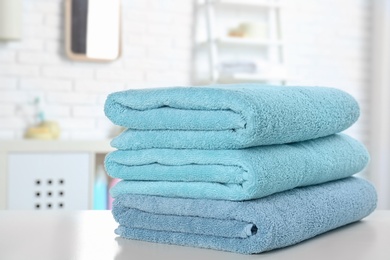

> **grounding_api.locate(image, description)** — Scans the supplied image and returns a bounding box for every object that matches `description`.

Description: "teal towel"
[104,84,359,149]
[107,134,369,200]
[112,177,377,254]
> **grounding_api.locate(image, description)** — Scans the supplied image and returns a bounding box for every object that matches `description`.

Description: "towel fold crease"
[104,84,359,149]
[112,177,377,254]
[107,134,369,200]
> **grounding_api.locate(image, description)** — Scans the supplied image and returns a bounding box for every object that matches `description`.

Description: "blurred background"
[0,0,389,210]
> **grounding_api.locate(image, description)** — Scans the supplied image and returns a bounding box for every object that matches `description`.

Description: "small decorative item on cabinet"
[228,22,268,40]
[24,97,61,140]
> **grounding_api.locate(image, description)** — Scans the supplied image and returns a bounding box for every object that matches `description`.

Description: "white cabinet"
[8,153,90,210]
[0,140,114,210]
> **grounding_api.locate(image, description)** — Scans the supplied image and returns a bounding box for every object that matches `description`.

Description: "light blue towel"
[107,134,369,200]
[104,84,359,149]
[112,177,377,254]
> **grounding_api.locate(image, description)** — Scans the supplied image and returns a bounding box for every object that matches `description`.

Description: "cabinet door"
[7,153,90,210]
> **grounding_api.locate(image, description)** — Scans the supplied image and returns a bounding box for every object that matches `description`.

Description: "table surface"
[0,210,389,260]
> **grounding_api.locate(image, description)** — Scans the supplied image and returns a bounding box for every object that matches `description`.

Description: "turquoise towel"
[104,84,359,149]
[107,134,369,200]
[112,177,377,254]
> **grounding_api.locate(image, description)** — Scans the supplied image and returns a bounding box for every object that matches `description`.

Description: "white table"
[0,210,389,260]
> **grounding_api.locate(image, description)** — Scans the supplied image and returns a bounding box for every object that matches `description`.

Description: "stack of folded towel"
[104,84,377,254]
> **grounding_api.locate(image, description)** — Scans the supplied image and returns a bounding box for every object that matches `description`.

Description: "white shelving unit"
[197,37,283,47]
[219,72,287,83]
[193,0,286,84]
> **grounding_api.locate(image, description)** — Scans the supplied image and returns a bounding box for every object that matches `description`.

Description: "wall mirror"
[65,0,121,62]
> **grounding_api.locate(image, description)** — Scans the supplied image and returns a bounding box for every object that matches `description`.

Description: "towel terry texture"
[104,84,359,149]
[112,177,377,254]
[105,84,375,254]
[107,134,369,200]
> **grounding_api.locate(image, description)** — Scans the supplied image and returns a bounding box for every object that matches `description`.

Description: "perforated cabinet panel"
[7,153,90,210]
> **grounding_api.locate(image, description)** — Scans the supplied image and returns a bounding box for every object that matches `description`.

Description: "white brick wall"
[0,105,15,117]
[0,51,16,62]
[0,64,40,77]
[0,0,194,139]
[0,78,18,89]
[20,78,72,91]
[0,0,372,142]
[281,0,372,145]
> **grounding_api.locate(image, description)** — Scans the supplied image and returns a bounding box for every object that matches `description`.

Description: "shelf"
[196,37,283,48]
[0,140,114,153]
[216,0,281,8]
[219,73,287,83]
[197,0,281,9]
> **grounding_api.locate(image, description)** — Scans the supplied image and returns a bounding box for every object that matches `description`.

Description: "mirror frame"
[64,0,122,62]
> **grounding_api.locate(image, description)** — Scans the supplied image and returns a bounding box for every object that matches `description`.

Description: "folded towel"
[112,177,377,254]
[107,134,369,200]
[104,84,359,149]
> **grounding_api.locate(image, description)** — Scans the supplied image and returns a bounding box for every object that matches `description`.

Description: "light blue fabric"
[112,177,377,254]
[104,84,360,149]
[107,134,369,200]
